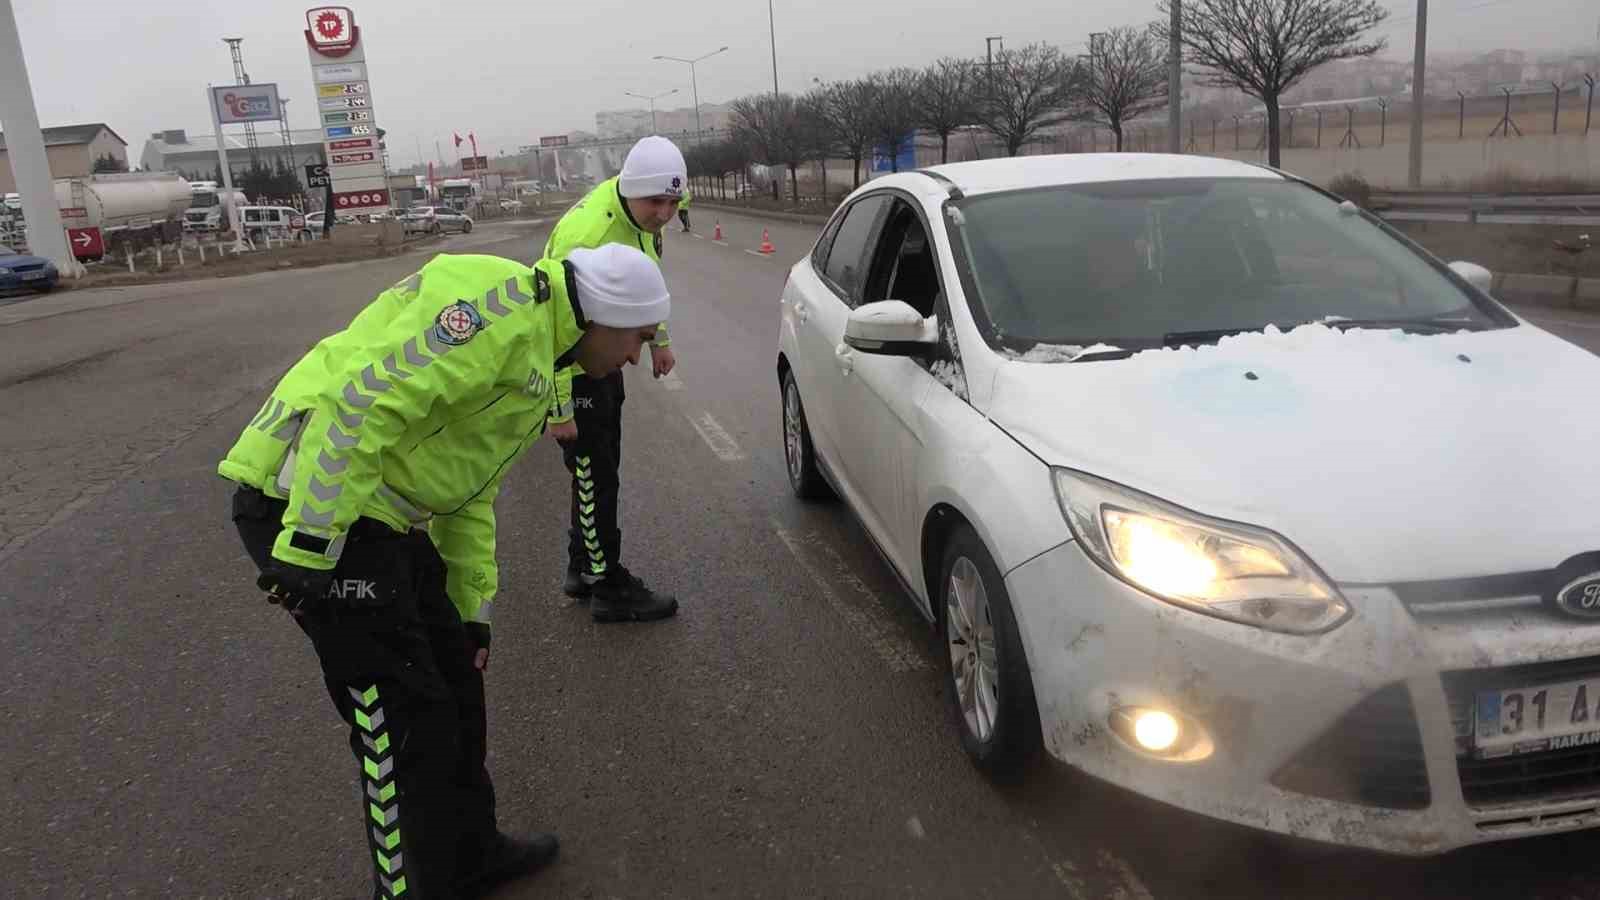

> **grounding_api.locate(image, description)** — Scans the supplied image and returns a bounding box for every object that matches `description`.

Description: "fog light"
[1132,709,1181,752]
[1108,705,1213,761]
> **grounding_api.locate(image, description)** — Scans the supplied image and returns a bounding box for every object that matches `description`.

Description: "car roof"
[921,153,1285,197]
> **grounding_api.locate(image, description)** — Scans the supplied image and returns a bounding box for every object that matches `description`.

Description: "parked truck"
[183,181,248,234]
[53,172,193,258]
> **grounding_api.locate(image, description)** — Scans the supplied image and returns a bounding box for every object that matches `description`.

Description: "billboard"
[539,135,569,148]
[305,7,388,211]
[460,156,489,172]
[211,84,283,124]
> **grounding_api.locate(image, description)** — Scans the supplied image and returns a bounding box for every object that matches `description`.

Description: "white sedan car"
[776,154,1600,854]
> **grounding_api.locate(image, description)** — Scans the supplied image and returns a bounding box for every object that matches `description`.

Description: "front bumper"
[1008,541,1600,855]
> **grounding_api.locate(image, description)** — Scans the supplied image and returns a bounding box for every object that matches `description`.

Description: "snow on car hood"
[989,322,1600,584]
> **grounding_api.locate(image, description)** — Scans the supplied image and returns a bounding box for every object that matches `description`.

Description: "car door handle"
[793,300,808,323]
[835,343,853,375]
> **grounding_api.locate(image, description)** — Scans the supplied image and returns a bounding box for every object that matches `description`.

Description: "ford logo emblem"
[1555,572,1600,619]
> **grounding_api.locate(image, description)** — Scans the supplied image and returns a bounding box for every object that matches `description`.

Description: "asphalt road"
[4,213,1600,899]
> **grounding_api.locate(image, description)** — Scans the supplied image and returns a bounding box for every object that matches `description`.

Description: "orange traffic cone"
[759,228,775,255]
[713,220,723,241]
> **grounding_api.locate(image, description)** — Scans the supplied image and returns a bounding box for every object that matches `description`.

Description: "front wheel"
[781,370,832,501]
[461,221,472,234]
[941,525,1039,777]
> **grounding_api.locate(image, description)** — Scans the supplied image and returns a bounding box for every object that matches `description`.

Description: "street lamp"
[624,88,679,133]
[654,46,729,146]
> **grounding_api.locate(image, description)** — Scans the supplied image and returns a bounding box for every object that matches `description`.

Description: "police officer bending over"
[220,244,669,899]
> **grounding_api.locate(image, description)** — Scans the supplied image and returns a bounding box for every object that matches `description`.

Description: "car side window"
[821,195,889,305]
[862,200,942,319]
[811,211,845,272]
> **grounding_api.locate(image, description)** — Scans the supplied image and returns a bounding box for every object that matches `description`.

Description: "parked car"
[239,205,311,244]
[775,153,1600,855]
[401,206,473,235]
[305,210,357,235]
[499,199,524,213]
[0,243,59,292]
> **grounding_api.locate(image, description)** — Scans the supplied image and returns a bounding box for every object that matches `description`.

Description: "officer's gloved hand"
[257,560,334,614]
[466,623,491,672]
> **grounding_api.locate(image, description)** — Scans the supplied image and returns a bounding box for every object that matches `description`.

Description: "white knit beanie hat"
[567,244,671,329]
[618,136,687,199]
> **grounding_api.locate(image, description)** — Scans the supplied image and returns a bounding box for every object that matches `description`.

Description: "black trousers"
[232,487,496,900]
[678,208,690,230]
[562,370,624,577]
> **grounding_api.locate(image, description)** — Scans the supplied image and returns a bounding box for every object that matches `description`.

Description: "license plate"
[21,270,48,280]
[1475,677,1600,759]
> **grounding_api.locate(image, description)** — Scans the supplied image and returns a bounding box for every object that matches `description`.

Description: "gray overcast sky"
[9,0,1598,170]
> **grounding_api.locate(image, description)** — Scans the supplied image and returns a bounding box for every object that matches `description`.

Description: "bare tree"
[1157,0,1388,167]
[865,68,922,173]
[825,80,876,189]
[979,43,1080,157]
[1083,26,1169,152]
[799,89,840,203]
[731,93,807,202]
[915,58,977,164]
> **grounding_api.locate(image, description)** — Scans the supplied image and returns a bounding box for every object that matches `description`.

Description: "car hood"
[988,323,1600,584]
[0,254,50,268]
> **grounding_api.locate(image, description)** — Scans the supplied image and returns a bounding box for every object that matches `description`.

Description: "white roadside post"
[0,0,84,277]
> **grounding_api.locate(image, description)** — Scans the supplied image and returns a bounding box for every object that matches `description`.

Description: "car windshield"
[947,177,1511,351]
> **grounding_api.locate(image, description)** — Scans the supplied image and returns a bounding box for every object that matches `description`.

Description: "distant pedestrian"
[678,189,692,232]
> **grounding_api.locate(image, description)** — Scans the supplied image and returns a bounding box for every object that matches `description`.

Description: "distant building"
[139,128,328,180]
[0,123,128,193]
[594,103,733,141]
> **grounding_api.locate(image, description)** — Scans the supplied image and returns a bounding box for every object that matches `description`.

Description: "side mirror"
[1448,260,1493,294]
[843,300,938,357]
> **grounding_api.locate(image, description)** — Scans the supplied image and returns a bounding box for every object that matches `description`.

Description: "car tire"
[940,525,1040,778]
[430,223,441,235]
[461,221,472,234]
[781,370,833,501]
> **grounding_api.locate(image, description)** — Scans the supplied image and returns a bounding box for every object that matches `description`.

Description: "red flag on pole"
[453,133,463,148]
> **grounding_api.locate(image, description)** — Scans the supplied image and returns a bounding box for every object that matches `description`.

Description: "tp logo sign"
[305,7,359,56]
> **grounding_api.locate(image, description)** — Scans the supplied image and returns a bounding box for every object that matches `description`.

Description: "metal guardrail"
[1369,191,1600,226]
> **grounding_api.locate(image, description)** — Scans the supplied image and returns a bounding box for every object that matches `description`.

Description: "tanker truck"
[182,181,248,235]
[52,172,193,259]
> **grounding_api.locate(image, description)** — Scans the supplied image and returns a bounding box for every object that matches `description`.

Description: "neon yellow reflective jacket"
[545,177,668,423]
[217,253,586,626]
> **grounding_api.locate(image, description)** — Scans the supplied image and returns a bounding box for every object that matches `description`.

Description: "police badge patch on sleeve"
[434,300,483,345]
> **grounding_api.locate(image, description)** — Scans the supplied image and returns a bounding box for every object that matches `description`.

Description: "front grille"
[1444,656,1600,807]
[11,263,43,272]
[1272,683,1431,809]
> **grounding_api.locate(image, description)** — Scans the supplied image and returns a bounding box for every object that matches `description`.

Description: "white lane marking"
[773,525,927,673]
[1097,849,1156,900]
[743,248,770,258]
[659,370,684,391]
[906,816,926,840]
[712,240,730,247]
[688,411,744,461]
[689,232,706,240]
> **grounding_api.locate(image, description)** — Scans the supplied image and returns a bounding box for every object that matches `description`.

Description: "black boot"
[590,566,678,623]
[456,831,560,899]
[563,564,592,601]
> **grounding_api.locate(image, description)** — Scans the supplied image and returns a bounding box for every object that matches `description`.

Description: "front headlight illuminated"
[1054,469,1350,634]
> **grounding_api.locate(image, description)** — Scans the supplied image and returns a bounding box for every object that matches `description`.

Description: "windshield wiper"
[1163,326,1268,347]
[1317,317,1481,334]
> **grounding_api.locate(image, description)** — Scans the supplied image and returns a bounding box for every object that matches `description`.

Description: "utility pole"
[986,35,1004,92]
[1169,0,1182,153]
[223,38,260,168]
[769,0,781,199]
[0,0,79,274]
[626,89,679,133]
[1407,0,1427,187]
[655,47,729,147]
